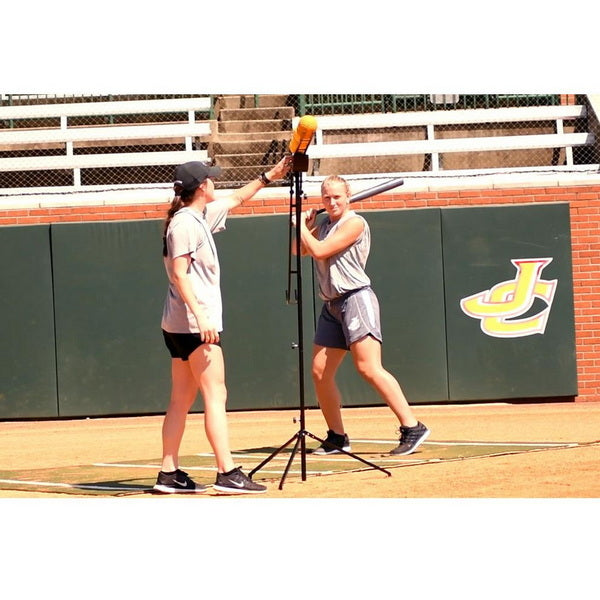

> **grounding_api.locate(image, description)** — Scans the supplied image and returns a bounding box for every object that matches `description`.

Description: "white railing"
[0,97,212,188]
[0,97,211,122]
[299,105,593,171]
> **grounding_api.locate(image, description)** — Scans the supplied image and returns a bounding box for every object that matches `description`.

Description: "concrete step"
[214,163,288,185]
[214,149,288,168]
[217,119,292,134]
[215,94,292,110]
[210,95,296,183]
[210,137,289,154]
[219,106,295,122]
[257,94,293,108]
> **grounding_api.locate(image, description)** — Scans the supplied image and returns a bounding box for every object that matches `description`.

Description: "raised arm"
[220,155,292,211]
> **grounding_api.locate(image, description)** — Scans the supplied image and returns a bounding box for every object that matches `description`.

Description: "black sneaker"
[213,467,267,494]
[153,469,207,494]
[390,422,430,456]
[312,430,351,455]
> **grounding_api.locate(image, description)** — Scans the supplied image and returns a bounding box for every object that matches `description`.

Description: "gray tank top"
[314,210,371,301]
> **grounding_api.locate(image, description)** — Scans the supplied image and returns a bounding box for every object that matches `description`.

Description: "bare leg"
[161,358,198,473]
[350,336,418,427]
[311,344,347,434]
[188,343,235,473]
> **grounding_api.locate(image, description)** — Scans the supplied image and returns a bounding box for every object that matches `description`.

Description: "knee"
[202,382,227,405]
[311,364,323,384]
[168,389,197,412]
[355,361,379,383]
[312,362,329,385]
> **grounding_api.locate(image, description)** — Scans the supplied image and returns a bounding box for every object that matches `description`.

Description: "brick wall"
[1,182,598,401]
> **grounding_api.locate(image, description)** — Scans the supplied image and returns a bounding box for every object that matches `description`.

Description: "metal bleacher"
[0,96,212,194]
[1,94,598,206]
[301,104,594,174]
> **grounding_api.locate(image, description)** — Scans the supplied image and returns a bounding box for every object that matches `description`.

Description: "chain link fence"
[290,94,598,180]
[296,94,563,114]
[0,94,597,193]
[0,95,213,190]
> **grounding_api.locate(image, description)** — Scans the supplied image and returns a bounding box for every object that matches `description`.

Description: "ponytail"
[162,184,195,256]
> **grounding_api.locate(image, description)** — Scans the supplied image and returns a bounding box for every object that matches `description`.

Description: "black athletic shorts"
[162,330,221,361]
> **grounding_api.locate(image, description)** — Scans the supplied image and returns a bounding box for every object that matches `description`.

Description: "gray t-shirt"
[314,210,371,301]
[161,202,228,334]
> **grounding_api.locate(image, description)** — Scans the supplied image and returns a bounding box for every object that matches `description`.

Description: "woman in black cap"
[154,155,291,494]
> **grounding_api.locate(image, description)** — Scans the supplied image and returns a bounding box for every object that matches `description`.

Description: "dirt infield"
[1,401,599,498]
[2,401,598,600]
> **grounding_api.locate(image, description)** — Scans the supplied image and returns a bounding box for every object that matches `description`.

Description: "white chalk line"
[92,462,327,475]
[355,440,578,447]
[2,439,575,493]
[194,452,422,464]
[0,478,143,492]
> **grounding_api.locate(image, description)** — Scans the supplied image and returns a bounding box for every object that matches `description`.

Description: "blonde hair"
[321,175,351,197]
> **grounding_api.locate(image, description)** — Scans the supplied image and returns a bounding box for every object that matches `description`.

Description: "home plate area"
[0,438,577,496]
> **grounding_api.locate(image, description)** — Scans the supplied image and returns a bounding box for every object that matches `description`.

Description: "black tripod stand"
[249,154,391,490]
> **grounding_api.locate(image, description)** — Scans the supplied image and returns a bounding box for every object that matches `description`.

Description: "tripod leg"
[279,433,302,490]
[300,430,307,481]
[305,431,392,476]
[249,432,299,478]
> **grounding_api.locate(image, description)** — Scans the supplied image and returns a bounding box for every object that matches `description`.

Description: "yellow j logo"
[460,258,557,338]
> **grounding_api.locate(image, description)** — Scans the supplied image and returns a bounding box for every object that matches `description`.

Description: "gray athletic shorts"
[314,287,383,350]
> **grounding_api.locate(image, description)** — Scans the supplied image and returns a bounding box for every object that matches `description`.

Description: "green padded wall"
[368,209,448,403]
[0,226,58,418]
[215,214,318,410]
[0,201,580,421]
[309,209,449,407]
[442,203,577,400]
[51,220,170,417]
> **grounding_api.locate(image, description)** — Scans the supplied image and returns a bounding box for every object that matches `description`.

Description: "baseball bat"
[316,178,404,214]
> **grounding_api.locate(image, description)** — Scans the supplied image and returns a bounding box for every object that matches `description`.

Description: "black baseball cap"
[174,161,222,192]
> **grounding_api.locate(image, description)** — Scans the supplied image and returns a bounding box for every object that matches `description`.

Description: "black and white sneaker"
[390,422,430,456]
[153,469,207,494]
[312,430,351,455]
[213,467,267,494]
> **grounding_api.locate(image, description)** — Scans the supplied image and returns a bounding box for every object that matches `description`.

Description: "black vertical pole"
[248,157,392,488]
[293,170,307,481]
